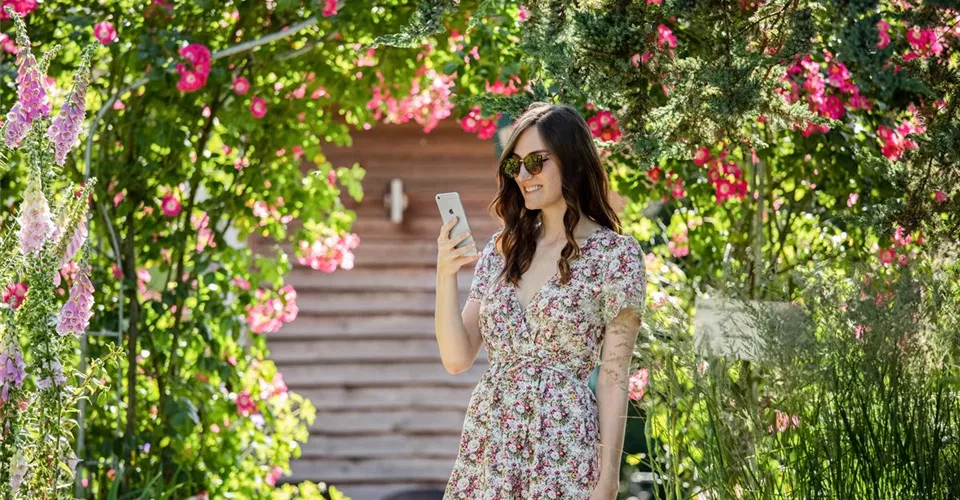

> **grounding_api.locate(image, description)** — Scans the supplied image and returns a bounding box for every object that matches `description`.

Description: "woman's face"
[510,126,563,211]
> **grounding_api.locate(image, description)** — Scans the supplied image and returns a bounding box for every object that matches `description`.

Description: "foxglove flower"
[17,174,56,255]
[46,74,88,165]
[9,450,27,494]
[0,336,26,404]
[36,357,66,389]
[4,50,50,148]
[60,218,88,268]
[56,267,94,336]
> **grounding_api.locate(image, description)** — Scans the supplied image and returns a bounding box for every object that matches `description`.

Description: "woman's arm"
[594,307,642,492]
[435,219,489,374]
[435,270,483,374]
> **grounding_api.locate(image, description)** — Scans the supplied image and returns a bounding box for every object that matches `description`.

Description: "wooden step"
[347,217,502,241]
[324,481,446,500]
[283,482,448,500]
[268,338,489,364]
[353,162,496,179]
[295,386,475,412]
[300,434,461,459]
[343,184,498,204]
[309,409,467,435]
[284,267,477,292]
[350,242,492,267]
[294,290,465,315]
[350,201,495,219]
[281,361,487,388]
[273,314,437,339]
[289,457,456,484]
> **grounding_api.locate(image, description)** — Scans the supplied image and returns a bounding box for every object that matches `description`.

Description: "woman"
[435,102,647,499]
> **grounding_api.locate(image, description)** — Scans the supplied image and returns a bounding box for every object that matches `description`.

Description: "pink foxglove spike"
[56,267,95,336]
[4,52,50,148]
[17,174,55,255]
[60,219,88,268]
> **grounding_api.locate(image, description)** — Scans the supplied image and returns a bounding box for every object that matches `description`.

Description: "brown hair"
[489,102,622,287]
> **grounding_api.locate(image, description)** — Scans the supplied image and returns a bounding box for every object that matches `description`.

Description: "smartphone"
[436,192,479,256]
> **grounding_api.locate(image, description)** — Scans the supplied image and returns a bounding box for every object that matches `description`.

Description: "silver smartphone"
[436,192,479,256]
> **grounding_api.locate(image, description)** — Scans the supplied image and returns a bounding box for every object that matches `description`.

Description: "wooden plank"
[281,362,487,388]
[287,483,447,500]
[348,242,491,267]
[343,185,497,204]
[272,314,437,339]
[294,290,467,315]
[294,386,475,411]
[347,217,502,241]
[300,434,461,459]
[268,338,489,364]
[309,409,467,435]
[289,457,455,484]
[284,267,477,292]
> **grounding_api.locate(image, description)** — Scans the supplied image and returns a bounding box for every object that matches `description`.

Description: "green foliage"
[632,252,960,498]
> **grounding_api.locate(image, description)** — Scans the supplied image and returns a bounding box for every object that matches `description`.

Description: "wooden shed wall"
[266,119,499,500]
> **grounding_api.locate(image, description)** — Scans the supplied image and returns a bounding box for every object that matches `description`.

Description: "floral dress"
[444,225,647,500]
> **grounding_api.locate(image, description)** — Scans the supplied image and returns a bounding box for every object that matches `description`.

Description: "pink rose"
[232,76,250,95]
[250,97,267,118]
[94,21,117,45]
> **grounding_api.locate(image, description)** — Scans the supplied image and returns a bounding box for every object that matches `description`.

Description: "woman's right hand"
[437,216,481,277]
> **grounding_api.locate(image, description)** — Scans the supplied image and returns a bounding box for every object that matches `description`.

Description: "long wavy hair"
[489,102,622,288]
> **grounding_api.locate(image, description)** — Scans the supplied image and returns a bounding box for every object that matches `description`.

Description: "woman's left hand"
[588,480,619,500]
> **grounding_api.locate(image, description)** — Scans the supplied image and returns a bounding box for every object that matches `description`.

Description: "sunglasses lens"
[524,155,545,175]
[502,157,521,178]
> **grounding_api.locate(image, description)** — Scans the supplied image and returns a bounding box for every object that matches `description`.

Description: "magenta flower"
[250,96,267,118]
[878,247,896,266]
[0,336,26,404]
[232,76,250,95]
[56,267,95,336]
[0,0,37,20]
[17,175,56,255]
[176,70,205,93]
[322,0,338,17]
[877,20,890,49]
[656,24,677,51]
[518,5,529,21]
[93,20,117,45]
[5,51,51,148]
[180,43,211,65]
[0,33,16,54]
[175,43,211,94]
[161,194,181,217]
[236,390,257,416]
[1,282,28,309]
[935,189,947,204]
[628,368,649,401]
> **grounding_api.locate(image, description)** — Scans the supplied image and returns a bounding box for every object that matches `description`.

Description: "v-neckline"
[510,226,606,317]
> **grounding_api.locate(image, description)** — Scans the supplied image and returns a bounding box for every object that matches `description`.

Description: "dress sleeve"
[599,235,647,324]
[467,230,502,303]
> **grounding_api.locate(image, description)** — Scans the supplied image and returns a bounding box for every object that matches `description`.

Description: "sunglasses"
[501,151,550,179]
